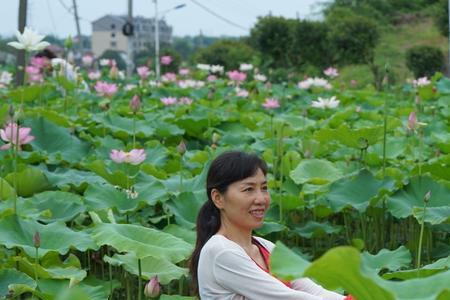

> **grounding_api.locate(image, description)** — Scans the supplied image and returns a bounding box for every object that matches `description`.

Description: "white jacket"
[198,234,345,300]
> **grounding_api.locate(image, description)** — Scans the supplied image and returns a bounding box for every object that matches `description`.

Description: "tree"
[406,45,444,77]
[193,39,255,70]
[434,0,448,36]
[250,16,297,68]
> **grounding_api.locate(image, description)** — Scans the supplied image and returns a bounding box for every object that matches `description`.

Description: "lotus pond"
[0,61,449,300]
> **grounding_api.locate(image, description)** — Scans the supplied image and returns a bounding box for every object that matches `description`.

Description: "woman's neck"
[217,222,253,250]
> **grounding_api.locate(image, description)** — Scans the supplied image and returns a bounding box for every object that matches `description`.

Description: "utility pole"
[154,0,160,80]
[15,0,27,86]
[127,0,134,77]
[72,0,82,59]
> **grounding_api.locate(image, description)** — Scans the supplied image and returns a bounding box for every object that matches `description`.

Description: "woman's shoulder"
[253,236,276,252]
[202,234,240,252]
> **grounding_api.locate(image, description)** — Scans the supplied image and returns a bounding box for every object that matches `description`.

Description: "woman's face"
[213,168,270,231]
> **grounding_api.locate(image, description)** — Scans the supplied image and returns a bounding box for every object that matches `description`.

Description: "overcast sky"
[0,0,326,38]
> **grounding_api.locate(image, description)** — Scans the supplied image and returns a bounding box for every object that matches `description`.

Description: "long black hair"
[189,150,268,294]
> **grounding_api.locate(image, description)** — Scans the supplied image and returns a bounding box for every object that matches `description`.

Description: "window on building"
[111,24,116,29]
[111,32,116,38]
[110,41,117,47]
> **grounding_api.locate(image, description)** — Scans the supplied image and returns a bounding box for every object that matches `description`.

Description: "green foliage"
[433,0,449,36]
[193,39,255,70]
[327,13,380,65]
[250,16,297,68]
[406,45,444,77]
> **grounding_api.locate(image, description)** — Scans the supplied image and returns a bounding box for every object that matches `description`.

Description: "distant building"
[91,14,172,58]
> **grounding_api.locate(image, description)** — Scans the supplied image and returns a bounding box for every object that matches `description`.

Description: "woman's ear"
[211,188,224,209]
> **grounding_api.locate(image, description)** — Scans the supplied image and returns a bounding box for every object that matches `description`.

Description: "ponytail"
[189,199,221,295]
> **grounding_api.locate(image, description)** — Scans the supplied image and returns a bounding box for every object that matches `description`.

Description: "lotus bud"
[33,231,40,248]
[144,276,161,298]
[407,111,417,130]
[423,190,431,203]
[212,132,220,144]
[177,140,186,155]
[130,95,141,113]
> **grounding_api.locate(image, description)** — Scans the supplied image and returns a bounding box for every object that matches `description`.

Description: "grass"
[339,17,448,87]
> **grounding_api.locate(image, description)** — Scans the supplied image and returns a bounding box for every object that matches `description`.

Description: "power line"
[189,0,248,31]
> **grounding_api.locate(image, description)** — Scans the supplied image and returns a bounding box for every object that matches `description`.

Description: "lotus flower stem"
[126,271,131,300]
[132,115,136,149]
[416,191,431,269]
[138,258,142,300]
[108,247,113,297]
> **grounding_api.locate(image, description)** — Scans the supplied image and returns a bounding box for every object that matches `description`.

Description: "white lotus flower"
[412,77,431,87]
[311,96,340,109]
[196,63,211,71]
[239,63,253,72]
[8,27,50,52]
[254,74,267,82]
[0,71,13,87]
[210,65,224,74]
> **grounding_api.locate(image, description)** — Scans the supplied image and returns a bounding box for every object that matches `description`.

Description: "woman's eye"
[244,187,253,192]
[262,186,268,191]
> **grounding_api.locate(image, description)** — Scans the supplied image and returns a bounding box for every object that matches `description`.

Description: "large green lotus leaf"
[163,224,196,245]
[21,191,85,223]
[8,84,46,103]
[174,112,211,137]
[387,176,450,222]
[304,247,395,300]
[314,124,384,149]
[361,246,412,273]
[0,268,36,297]
[383,256,450,280]
[292,221,342,239]
[270,194,305,211]
[0,177,15,200]
[153,120,185,138]
[270,241,310,280]
[374,269,450,300]
[92,113,154,138]
[161,165,208,198]
[413,206,450,225]
[290,159,342,185]
[411,160,450,181]
[90,223,192,262]
[255,221,287,236]
[369,138,408,159]
[91,135,124,159]
[14,256,86,282]
[24,117,90,164]
[326,169,395,212]
[436,77,450,94]
[5,167,50,197]
[133,174,169,205]
[0,215,97,258]
[36,278,111,300]
[86,160,129,187]
[41,167,107,190]
[104,252,187,284]
[164,192,204,229]
[84,183,143,213]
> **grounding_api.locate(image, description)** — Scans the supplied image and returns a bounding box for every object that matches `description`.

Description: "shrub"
[193,39,255,70]
[100,50,127,70]
[327,13,380,65]
[250,16,296,68]
[291,20,333,69]
[406,45,444,77]
[434,0,448,36]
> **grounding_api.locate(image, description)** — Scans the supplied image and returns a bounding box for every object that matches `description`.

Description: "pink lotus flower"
[161,72,177,82]
[130,95,141,113]
[28,74,43,84]
[0,122,35,150]
[207,75,217,82]
[227,70,246,82]
[144,276,161,298]
[178,68,190,76]
[262,98,280,109]
[110,149,146,165]
[160,55,172,65]
[179,97,193,105]
[137,66,150,80]
[236,88,249,98]
[324,67,339,78]
[82,54,94,67]
[160,97,177,106]
[88,70,101,80]
[31,56,49,69]
[94,81,118,97]
[412,77,431,87]
[26,65,40,75]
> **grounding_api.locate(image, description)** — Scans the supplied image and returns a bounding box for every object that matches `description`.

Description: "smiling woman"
[189,151,352,300]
